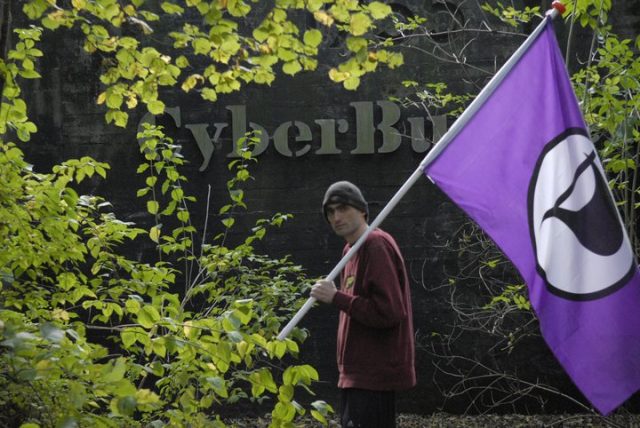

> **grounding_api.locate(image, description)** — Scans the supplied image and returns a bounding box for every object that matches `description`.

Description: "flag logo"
[528,128,635,300]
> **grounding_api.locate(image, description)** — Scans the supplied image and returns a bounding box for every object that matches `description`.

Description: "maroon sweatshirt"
[331,228,416,391]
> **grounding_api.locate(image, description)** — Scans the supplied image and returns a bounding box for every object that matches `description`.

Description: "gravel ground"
[226,413,640,427]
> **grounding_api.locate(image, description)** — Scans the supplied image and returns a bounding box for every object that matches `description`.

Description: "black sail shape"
[542,151,623,256]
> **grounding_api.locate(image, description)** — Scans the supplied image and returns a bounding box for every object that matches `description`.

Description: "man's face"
[325,203,366,242]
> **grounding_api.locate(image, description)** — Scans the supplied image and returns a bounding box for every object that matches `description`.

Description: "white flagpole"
[277,3,564,341]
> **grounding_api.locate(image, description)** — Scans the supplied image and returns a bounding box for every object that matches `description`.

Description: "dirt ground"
[226,413,640,427]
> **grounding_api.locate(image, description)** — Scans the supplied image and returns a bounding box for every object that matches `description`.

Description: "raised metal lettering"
[273,121,312,157]
[350,101,375,154]
[314,119,347,155]
[185,123,228,171]
[377,101,402,153]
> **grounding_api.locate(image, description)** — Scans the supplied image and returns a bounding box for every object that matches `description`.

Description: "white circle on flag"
[529,129,634,300]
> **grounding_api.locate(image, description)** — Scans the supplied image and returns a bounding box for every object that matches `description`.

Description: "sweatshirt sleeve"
[332,238,407,328]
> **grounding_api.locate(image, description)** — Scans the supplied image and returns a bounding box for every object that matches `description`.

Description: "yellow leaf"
[181,75,198,92]
[313,10,334,26]
[328,68,349,82]
[52,308,70,322]
[136,388,160,405]
[184,320,194,338]
[126,95,138,109]
[97,92,107,105]
[149,225,161,243]
[49,10,65,22]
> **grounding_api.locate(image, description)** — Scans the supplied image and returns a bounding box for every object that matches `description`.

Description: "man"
[311,181,416,428]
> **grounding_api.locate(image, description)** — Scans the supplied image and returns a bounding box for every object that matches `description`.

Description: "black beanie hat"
[322,181,368,222]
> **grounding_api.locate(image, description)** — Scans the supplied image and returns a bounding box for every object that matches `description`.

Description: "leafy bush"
[0,0,412,425]
[0,125,335,427]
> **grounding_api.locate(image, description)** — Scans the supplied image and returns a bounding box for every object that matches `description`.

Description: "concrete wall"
[17,0,640,415]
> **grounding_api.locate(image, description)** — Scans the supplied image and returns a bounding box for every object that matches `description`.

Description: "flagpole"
[276,2,566,341]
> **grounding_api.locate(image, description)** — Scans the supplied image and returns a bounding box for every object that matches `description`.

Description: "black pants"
[340,388,396,428]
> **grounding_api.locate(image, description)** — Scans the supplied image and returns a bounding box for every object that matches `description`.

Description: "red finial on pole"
[551,1,566,16]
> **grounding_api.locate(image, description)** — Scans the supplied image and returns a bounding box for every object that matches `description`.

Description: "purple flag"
[424,21,640,415]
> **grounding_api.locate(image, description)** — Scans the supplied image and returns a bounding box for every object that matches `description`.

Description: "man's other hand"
[310,280,337,304]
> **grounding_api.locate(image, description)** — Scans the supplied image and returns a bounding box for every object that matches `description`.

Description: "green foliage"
[0,27,42,141]
[481,2,541,28]
[393,82,471,128]
[572,29,640,249]
[563,0,612,29]
[12,0,405,128]
[484,284,531,312]
[0,1,414,423]
[0,130,330,426]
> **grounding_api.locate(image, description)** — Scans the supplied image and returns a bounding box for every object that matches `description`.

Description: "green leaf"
[206,377,228,398]
[201,87,217,101]
[193,38,211,55]
[152,338,166,357]
[279,384,294,402]
[252,27,269,42]
[282,60,302,76]
[138,305,160,328]
[261,369,277,393]
[106,93,123,109]
[19,69,41,79]
[147,200,159,214]
[272,401,295,421]
[121,330,137,347]
[368,2,392,19]
[303,29,322,47]
[349,13,372,36]
[116,395,137,417]
[175,55,190,68]
[161,2,184,14]
[149,225,161,243]
[118,37,139,49]
[103,358,127,383]
[346,36,368,53]
[147,100,165,115]
[343,76,360,90]
[177,210,189,222]
[307,0,324,12]
[311,410,327,424]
